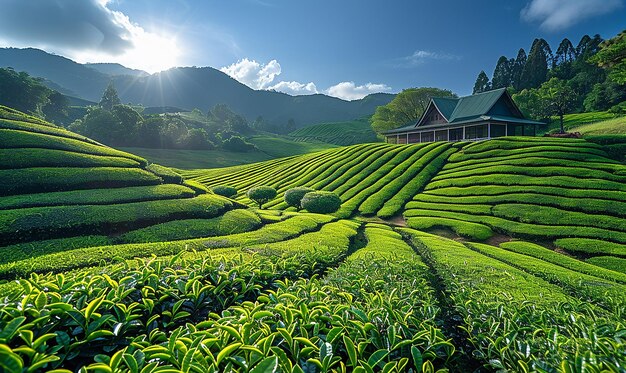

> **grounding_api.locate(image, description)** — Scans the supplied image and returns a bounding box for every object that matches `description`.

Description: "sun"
[122,31,181,74]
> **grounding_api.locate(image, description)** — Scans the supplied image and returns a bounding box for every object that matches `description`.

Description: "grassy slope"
[288,117,381,146]
[186,136,626,256]
[571,116,626,134]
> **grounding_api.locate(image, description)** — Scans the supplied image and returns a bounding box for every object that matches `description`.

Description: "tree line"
[69,83,259,152]
[473,32,626,130]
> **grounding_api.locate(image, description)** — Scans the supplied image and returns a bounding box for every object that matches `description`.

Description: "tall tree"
[511,48,527,90]
[519,39,549,90]
[491,56,512,89]
[537,78,577,133]
[370,87,456,133]
[473,71,491,93]
[99,82,121,110]
[555,38,576,65]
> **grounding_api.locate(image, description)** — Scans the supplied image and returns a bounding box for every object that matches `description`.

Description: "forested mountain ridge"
[0,47,394,127]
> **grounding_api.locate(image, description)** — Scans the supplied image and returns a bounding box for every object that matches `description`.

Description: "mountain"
[85,63,148,77]
[0,47,394,127]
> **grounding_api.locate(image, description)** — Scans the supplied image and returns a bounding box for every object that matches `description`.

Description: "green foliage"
[145,163,183,184]
[211,185,237,198]
[403,230,626,371]
[0,148,140,169]
[117,209,262,244]
[500,241,626,284]
[586,256,626,274]
[0,167,162,196]
[288,118,379,146]
[0,214,331,279]
[406,217,493,240]
[590,30,626,84]
[370,87,456,133]
[0,128,146,164]
[472,70,491,93]
[98,82,121,110]
[0,67,53,117]
[555,238,626,257]
[222,135,257,152]
[284,187,315,210]
[0,235,113,265]
[247,186,277,208]
[0,194,233,246]
[0,184,195,210]
[536,77,578,132]
[301,191,341,214]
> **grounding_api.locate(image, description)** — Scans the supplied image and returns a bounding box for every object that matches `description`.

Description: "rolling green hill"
[185,137,626,250]
[1,105,625,371]
[288,117,380,145]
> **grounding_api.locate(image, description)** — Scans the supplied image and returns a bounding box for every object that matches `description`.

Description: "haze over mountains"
[0,48,394,127]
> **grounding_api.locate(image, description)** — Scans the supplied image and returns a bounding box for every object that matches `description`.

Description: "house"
[382,88,544,144]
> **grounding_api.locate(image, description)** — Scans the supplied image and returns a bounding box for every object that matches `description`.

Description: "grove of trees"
[472,32,626,122]
[69,84,258,151]
[0,67,69,123]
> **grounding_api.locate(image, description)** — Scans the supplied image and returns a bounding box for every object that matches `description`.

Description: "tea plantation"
[1,106,625,372]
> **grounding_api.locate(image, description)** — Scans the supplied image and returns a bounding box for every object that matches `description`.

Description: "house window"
[450,128,463,141]
[464,124,487,139]
[421,132,434,142]
[435,130,448,141]
[408,133,420,143]
[491,124,506,137]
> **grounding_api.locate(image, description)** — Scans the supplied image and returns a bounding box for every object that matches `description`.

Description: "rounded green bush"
[247,186,277,208]
[301,191,341,214]
[284,187,315,210]
[212,185,237,198]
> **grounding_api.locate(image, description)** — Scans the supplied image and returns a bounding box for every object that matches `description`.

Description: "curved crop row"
[0,194,234,246]
[0,184,195,210]
[402,229,625,372]
[0,128,145,163]
[412,192,626,217]
[405,209,626,243]
[0,213,333,279]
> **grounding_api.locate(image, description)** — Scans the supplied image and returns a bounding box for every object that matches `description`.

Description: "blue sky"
[0,0,624,98]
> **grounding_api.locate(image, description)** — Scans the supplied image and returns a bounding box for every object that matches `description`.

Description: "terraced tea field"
[1,105,625,371]
[288,118,380,146]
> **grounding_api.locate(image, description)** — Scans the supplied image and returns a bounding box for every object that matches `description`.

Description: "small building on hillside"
[382,88,544,144]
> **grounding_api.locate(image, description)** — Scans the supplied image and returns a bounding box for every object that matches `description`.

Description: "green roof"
[448,88,508,122]
[431,97,457,119]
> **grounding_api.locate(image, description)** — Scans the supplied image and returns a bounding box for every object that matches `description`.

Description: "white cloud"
[220,58,282,90]
[326,82,392,101]
[391,50,460,68]
[270,81,318,95]
[0,0,181,73]
[521,0,623,31]
[221,59,391,100]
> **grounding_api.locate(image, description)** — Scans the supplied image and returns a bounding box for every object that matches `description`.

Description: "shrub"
[284,187,315,210]
[212,185,237,198]
[301,191,341,214]
[247,186,277,208]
